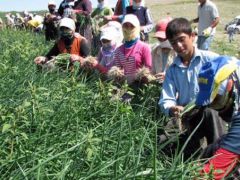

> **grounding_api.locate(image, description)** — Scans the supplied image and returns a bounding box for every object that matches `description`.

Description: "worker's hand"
[103,15,112,21]
[140,26,145,31]
[73,9,83,14]
[70,54,84,64]
[34,56,47,65]
[202,27,212,37]
[82,57,98,69]
[169,106,184,118]
[155,72,165,83]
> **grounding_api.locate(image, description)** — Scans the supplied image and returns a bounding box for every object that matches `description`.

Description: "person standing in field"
[91,0,114,56]
[103,0,133,22]
[114,0,132,16]
[73,0,93,49]
[44,0,60,41]
[0,17,3,29]
[91,0,114,27]
[191,0,220,50]
[58,0,76,17]
[34,17,90,67]
[151,17,176,83]
[125,0,154,42]
[158,18,226,159]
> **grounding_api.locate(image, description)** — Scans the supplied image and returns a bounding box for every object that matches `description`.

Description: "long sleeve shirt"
[159,47,218,116]
[114,40,152,83]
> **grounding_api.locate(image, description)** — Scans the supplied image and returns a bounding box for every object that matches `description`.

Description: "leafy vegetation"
[0,29,205,179]
[1,0,240,178]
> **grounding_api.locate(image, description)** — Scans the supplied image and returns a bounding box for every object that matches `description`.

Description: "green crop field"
[0,0,240,179]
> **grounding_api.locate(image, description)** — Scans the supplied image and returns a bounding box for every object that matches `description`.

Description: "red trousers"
[202,148,240,179]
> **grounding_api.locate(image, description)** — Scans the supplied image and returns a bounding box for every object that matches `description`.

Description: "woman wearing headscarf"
[73,0,93,51]
[34,18,90,69]
[91,0,114,55]
[113,14,152,84]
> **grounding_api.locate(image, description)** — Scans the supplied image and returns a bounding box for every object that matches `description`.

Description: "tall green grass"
[0,29,219,179]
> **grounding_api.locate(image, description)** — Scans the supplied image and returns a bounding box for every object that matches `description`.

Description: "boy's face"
[168,32,195,57]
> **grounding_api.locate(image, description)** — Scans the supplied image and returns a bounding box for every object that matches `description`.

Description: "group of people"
[3,11,42,30]
[33,0,240,179]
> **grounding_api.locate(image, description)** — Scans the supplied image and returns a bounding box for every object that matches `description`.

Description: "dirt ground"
[146,0,179,6]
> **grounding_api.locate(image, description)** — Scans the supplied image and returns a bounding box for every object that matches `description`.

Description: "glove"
[202,27,212,37]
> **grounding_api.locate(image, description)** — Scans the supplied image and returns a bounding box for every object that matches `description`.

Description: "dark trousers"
[159,107,227,159]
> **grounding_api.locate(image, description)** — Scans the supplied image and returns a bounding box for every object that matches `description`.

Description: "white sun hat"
[122,14,140,28]
[59,17,76,31]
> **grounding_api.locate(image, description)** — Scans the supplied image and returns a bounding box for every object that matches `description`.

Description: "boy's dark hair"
[166,18,192,40]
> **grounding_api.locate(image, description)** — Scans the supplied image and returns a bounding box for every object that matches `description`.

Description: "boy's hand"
[169,106,184,118]
[155,72,165,83]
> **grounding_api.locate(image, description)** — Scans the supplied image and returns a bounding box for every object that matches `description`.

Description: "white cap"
[122,14,140,28]
[100,26,118,41]
[59,17,76,31]
[48,0,56,6]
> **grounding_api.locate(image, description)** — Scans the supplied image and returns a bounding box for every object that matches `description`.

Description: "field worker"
[80,25,123,74]
[191,0,220,50]
[22,11,32,27]
[100,21,123,47]
[5,13,15,28]
[0,17,3,29]
[58,0,76,17]
[104,0,132,23]
[15,13,25,29]
[125,0,154,42]
[44,0,60,41]
[34,17,90,66]
[91,0,114,56]
[113,14,152,84]
[91,0,113,27]
[158,18,226,159]
[114,0,132,16]
[28,14,44,32]
[98,26,121,71]
[73,0,93,53]
[194,56,240,179]
[151,17,176,83]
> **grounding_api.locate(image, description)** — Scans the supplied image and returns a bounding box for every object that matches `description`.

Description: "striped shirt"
[114,40,152,83]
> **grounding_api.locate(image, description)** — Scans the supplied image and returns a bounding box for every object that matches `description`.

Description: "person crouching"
[34,17,90,70]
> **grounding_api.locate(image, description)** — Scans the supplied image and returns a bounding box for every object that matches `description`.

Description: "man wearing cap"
[151,17,176,83]
[113,14,152,84]
[191,0,220,50]
[34,17,90,66]
[194,56,240,179]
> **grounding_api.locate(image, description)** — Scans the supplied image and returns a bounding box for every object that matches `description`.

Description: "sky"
[0,0,117,12]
